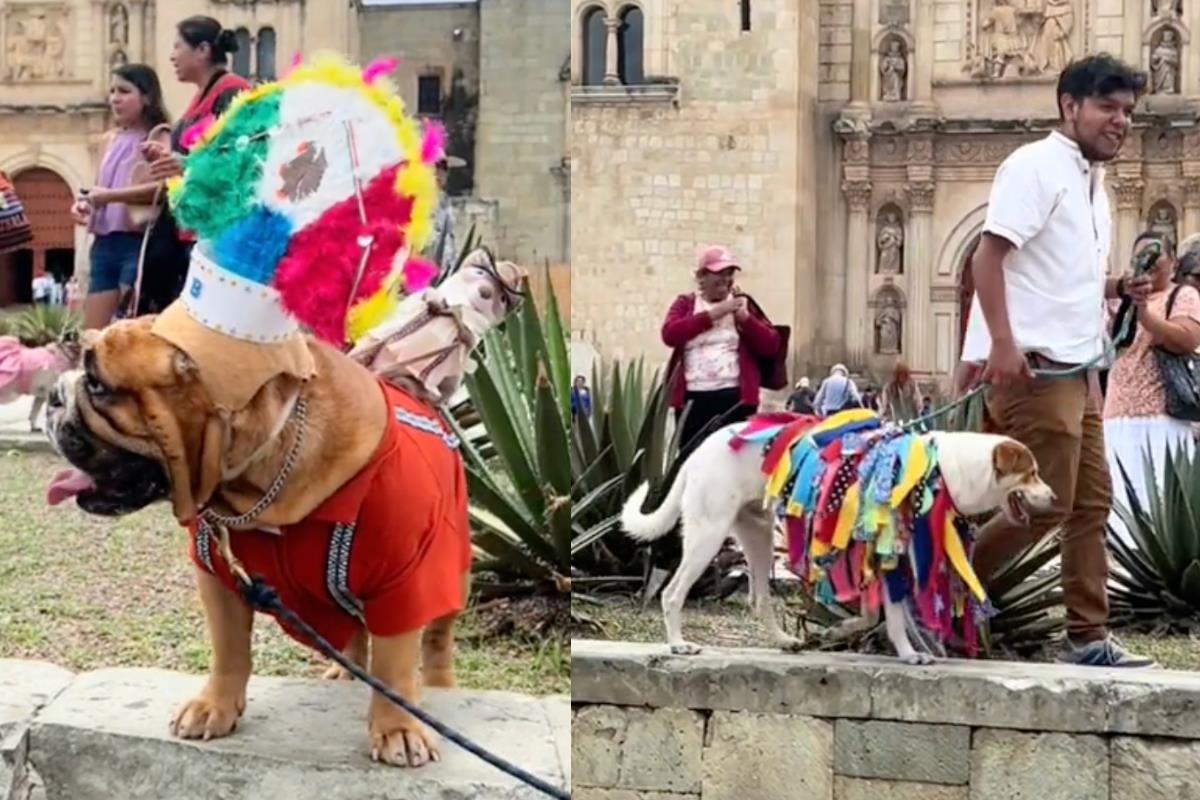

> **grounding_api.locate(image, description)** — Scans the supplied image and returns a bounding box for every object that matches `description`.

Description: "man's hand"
[980,339,1031,389]
[1126,274,1154,306]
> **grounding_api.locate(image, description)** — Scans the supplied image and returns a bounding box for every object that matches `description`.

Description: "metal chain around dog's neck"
[200,394,308,529]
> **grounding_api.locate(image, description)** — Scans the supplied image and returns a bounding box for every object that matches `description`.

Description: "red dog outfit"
[187,381,471,650]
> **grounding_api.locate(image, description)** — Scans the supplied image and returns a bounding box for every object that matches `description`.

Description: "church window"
[740,0,751,31]
[232,28,252,78]
[617,6,644,85]
[582,6,606,86]
[256,27,277,82]
[418,74,443,115]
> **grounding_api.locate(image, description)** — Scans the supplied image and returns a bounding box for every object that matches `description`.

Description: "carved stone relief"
[1148,200,1179,246]
[1150,27,1181,94]
[880,0,911,26]
[3,5,70,81]
[109,3,128,46]
[876,205,905,275]
[963,0,1075,80]
[872,288,904,355]
[879,36,909,102]
[1153,0,1183,19]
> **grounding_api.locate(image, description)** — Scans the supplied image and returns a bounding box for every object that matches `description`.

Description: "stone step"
[2,662,568,800]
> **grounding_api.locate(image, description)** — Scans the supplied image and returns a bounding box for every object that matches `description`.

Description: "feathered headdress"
[149,52,444,410]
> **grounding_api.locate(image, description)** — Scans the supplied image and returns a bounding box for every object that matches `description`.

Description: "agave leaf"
[571,515,623,555]
[1180,560,1200,606]
[535,373,571,497]
[1114,457,1174,578]
[546,495,572,569]
[462,467,558,565]
[539,266,571,422]
[573,474,626,521]
[1107,524,1165,590]
[465,362,544,519]
[986,533,1060,599]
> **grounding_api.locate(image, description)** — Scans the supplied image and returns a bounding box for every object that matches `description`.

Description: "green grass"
[574,593,1200,671]
[0,450,567,695]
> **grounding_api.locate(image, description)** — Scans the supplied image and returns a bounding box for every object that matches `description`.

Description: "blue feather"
[211,206,294,285]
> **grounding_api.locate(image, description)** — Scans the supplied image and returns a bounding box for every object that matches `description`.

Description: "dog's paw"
[369,713,441,768]
[778,636,805,653]
[169,691,244,740]
[669,642,703,656]
[322,663,354,681]
[901,652,936,666]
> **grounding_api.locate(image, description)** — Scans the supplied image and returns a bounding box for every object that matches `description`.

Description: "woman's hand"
[87,187,111,207]
[733,297,749,323]
[69,198,91,226]
[143,141,183,181]
[708,296,739,320]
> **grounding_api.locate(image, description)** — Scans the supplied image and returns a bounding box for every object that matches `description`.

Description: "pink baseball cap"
[696,245,741,274]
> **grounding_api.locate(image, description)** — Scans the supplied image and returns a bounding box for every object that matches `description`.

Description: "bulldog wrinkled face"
[44,320,185,516]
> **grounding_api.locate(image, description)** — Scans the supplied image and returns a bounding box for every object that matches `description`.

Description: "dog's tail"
[621,469,687,543]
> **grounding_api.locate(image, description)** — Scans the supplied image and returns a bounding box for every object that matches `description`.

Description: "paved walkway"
[0,395,52,451]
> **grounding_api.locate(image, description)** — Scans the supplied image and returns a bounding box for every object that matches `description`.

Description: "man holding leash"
[961,54,1155,667]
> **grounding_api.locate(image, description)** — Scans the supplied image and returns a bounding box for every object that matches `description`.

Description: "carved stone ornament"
[876,207,905,275]
[1148,201,1179,246]
[843,135,871,165]
[109,3,128,46]
[873,293,904,355]
[3,4,70,82]
[879,37,909,102]
[1150,28,1181,95]
[904,181,935,212]
[879,0,911,26]
[963,0,1075,80]
[1153,0,1183,19]
[109,48,127,68]
[906,135,934,165]
[842,180,873,211]
[1112,179,1145,210]
[1184,177,1200,207]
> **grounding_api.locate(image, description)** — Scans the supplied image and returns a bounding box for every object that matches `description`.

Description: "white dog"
[0,335,78,431]
[621,418,1055,664]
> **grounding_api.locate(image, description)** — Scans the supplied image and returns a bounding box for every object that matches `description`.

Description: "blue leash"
[233,574,569,799]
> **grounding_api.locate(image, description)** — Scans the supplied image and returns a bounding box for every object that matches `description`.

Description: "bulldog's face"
[44,318,230,522]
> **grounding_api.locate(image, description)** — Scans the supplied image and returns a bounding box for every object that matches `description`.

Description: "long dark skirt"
[673,387,756,463]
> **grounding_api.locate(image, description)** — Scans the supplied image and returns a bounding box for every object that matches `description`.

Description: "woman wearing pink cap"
[661,245,782,457]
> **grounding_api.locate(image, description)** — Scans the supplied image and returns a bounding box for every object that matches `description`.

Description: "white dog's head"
[926,431,1055,525]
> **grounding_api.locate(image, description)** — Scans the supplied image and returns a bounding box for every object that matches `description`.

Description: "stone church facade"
[571,0,1200,389]
[0,0,567,305]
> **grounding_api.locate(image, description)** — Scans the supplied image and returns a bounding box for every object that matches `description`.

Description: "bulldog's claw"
[370,717,440,767]
[170,692,244,740]
[321,663,354,681]
[669,642,702,655]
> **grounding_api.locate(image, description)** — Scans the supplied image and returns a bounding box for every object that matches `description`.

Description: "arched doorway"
[0,167,74,306]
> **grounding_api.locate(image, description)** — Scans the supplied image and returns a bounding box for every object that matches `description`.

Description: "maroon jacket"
[661,293,781,409]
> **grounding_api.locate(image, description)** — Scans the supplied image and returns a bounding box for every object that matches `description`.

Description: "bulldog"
[620,417,1055,663]
[44,318,470,767]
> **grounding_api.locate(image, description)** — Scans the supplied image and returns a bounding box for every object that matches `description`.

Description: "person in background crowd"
[786,377,815,414]
[31,273,53,306]
[571,374,592,421]
[1104,231,1200,541]
[141,16,251,314]
[426,154,466,281]
[880,361,922,422]
[70,63,170,329]
[662,245,781,459]
[813,363,862,416]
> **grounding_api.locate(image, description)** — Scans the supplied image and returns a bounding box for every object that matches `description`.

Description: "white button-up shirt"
[961,131,1111,366]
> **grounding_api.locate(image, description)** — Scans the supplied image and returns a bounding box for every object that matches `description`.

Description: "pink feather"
[403,257,438,293]
[285,51,302,77]
[180,114,215,150]
[420,121,446,165]
[362,56,401,85]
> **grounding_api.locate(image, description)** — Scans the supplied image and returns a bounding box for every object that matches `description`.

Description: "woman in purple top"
[70,63,170,329]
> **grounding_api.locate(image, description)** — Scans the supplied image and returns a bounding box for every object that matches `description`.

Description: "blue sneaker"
[1058,635,1156,668]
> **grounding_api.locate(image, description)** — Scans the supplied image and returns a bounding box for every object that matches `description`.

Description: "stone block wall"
[475,0,569,266]
[573,639,1200,799]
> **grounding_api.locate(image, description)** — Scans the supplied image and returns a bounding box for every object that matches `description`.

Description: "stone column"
[912,0,935,106]
[1185,178,1200,240]
[843,179,873,367]
[1111,178,1144,274]
[849,0,872,106]
[905,181,935,370]
[603,17,621,85]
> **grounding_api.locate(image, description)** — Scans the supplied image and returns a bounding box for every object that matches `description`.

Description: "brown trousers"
[973,370,1111,643]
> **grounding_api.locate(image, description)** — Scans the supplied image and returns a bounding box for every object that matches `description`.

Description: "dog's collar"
[199,393,308,530]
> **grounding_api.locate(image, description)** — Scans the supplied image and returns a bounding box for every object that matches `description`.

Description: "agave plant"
[445,264,572,597]
[979,532,1063,657]
[1107,449,1200,633]
[7,304,79,347]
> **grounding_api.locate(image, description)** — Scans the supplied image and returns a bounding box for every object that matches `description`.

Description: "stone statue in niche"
[964,0,1075,79]
[1150,203,1179,247]
[1151,29,1182,94]
[109,4,128,46]
[110,48,127,68]
[874,301,903,355]
[876,210,904,275]
[879,38,908,101]
[4,7,70,81]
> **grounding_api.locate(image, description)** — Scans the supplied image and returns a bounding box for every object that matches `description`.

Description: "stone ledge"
[571,639,1200,738]
[0,660,567,800]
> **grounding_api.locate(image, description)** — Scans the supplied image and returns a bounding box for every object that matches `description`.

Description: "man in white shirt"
[961,54,1154,667]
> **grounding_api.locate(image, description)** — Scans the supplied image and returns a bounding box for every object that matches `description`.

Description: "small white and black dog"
[621,419,1055,664]
[0,333,80,431]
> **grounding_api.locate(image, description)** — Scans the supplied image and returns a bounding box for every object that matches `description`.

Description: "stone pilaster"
[904,181,934,371]
[912,0,934,106]
[843,178,873,368]
[1111,178,1144,275]
[1184,179,1200,244]
[847,0,873,107]
[603,17,621,85]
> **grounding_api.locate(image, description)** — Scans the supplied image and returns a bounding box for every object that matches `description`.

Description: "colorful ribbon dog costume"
[738,409,994,654]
